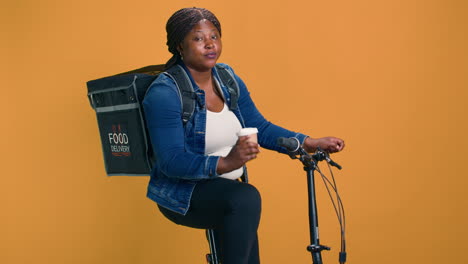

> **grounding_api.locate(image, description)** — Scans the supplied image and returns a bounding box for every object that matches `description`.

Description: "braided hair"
[165,7,222,69]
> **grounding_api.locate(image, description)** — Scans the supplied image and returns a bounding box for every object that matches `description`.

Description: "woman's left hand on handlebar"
[303,137,345,153]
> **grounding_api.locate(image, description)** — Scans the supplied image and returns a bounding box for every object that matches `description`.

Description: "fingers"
[330,138,345,152]
[244,142,260,160]
[337,139,345,151]
[318,137,345,153]
[236,136,260,161]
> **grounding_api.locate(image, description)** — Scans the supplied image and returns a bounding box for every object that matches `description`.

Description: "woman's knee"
[227,183,262,216]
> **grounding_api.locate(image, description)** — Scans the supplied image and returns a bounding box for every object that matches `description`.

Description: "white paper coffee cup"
[237,128,258,143]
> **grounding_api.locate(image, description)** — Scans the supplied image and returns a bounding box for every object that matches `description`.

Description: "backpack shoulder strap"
[164,65,197,124]
[215,64,240,110]
[164,64,240,123]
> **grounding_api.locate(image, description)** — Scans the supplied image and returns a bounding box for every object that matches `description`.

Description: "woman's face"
[178,19,222,72]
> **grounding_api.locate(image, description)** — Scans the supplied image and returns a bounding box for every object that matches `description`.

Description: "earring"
[179,52,183,60]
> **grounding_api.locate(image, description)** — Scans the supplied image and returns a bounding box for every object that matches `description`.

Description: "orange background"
[2,0,468,263]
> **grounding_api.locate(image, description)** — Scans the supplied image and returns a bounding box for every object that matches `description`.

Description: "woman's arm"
[228,66,345,154]
[231,70,308,153]
[143,75,220,180]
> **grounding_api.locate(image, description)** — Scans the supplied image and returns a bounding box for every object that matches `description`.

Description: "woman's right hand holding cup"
[216,128,259,175]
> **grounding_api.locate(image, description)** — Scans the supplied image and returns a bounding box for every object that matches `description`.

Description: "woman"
[143,7,345,264]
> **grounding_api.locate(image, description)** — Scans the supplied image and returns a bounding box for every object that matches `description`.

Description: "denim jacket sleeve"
[142,74,220,180]
[226,65,309,153]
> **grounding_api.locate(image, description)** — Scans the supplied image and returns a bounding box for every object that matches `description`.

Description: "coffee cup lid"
[237,127,258,137]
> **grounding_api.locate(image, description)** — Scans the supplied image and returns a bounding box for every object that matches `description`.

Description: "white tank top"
[205,103,244,180]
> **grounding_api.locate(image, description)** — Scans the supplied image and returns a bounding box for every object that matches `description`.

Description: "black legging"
[158,177,262,264]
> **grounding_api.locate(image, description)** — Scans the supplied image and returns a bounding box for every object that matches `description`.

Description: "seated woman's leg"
[158,177,262,264]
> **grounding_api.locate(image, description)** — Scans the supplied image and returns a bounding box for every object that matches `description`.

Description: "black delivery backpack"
[87,64,239,176]
[87,65,165,176]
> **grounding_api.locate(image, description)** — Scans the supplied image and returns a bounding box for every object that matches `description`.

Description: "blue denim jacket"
[142,63,308,215]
